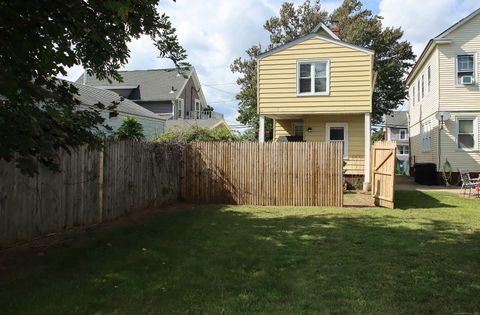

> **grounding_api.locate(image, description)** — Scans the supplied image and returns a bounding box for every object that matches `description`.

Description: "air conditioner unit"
[461,75,474,85]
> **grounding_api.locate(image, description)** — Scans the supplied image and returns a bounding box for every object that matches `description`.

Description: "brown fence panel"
[371,140,396,208]
[181,142,343,207]
[0,142,182,247]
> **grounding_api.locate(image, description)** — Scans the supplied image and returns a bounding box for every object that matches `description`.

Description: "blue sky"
[63,0,479,128]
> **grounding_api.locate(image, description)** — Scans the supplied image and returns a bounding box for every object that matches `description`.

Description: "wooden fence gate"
[371,141,396,208]
[182,142,344,207]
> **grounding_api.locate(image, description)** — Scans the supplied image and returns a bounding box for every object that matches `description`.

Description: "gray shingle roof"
[385,111,408,128]
[76,68,193,101]
[72,82,165,121]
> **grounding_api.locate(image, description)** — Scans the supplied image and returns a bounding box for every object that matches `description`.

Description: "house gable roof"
[256,33,374,60]
[406,8,480,85]
[435,7,480,39]
[76,67,207,106]
[311,22,340,40]
[385,111,408,128]
[72,82,165,121]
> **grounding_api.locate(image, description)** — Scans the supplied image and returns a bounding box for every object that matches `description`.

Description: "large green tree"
[0,0,187,175]
[231,0,415,137]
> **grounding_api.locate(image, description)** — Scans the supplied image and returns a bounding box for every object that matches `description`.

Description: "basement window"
[297,60,329,95]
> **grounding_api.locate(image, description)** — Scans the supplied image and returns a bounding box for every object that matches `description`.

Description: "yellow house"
[257,23,375,189]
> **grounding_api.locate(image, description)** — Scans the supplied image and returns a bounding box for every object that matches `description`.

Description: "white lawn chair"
[459,169,480,197]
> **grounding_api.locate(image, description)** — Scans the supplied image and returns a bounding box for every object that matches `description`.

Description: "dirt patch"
[344,191,373,207]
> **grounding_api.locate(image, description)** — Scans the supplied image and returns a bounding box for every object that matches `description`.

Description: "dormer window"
[297,60,329,95]
[457,54,475,84]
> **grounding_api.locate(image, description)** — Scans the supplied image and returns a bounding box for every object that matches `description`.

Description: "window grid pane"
[300,64,311,78]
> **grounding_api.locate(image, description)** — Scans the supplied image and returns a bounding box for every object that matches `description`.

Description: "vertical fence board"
[182,142,343,207]
[0,141,182,247]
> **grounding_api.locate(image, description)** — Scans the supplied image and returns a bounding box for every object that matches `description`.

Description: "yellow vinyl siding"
[274,119,301,138]
[273,114,365,175]
[258,37,373,115]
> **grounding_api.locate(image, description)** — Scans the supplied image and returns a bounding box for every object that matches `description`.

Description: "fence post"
[97,143,104,223]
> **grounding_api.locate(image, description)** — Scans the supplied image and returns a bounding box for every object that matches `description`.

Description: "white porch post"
[259,115,265,143]
[363,112,371,191]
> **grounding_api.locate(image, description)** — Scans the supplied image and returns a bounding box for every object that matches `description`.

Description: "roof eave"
[256,34,374,60]
[406,38,452,85]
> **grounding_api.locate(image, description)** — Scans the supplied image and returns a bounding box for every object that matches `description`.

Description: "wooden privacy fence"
[182,142,344,207]
[371,141,396,208]
[0,142,182,247]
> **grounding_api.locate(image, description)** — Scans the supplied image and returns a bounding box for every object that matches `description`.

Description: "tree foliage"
[115,116,145,141]
[371,129,385,142]
[0,0,187,175]
[152,127,239,143]
[331,0,415,121]
[231,0,415,136]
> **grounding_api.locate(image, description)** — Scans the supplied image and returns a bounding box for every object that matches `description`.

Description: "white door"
[326,123,348,159]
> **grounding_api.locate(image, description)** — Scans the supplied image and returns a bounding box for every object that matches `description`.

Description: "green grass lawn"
[1,191,480,314]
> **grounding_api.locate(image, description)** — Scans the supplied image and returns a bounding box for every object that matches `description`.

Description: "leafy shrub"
[152,126,239,143]
[116,116,145,141]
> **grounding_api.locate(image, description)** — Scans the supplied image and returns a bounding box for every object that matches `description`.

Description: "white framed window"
[397,145,409,155]
[195,99,201,112]
[292,122,304,138]
[421,74,425,99]
[421,121,432,152]
[297,60,329,96]
[456,54,475,84]
[417,80,421,102]
[326,123,348,159]
[427,65,432,94]
[399,129,407,140]
[176,98,184,118]
[412,86,415,106]
[456,117,478,150]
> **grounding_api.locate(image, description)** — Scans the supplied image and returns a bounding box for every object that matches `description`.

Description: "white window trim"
[177,98,185,119]
[412,86,415,106]
[455,116,478,151]
[421,121,432,152]
[427,65,432,95]
[296,60,330,96]
[417,80,421,102]
[292,122,304,138]
[397,145,409,156]
[455,53,478,87]
[421,74,425,99]
[194,98,201,111]
[399,129,407,140]
[325,123,348,159]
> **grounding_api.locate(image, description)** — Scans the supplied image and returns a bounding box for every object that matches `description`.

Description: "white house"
[406,8,480,178]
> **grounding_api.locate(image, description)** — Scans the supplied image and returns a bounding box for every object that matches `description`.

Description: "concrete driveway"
[395,175,466,195]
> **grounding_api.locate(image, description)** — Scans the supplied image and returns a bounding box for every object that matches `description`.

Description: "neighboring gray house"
[77,67,228,130]
[385,111,409,174]
[385,111,409,161]
[73,82,166,138]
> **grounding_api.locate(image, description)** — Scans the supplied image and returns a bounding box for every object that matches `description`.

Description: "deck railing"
[173,110,223,120]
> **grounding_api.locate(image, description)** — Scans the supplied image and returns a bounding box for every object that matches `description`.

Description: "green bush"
[116,116,145,141]
[152,126,239,143]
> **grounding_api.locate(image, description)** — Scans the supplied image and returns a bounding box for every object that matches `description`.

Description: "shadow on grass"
[0,203,479,314]
[395,190,458,210]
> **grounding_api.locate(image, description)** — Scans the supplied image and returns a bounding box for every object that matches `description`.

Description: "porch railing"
[173,110,223,120]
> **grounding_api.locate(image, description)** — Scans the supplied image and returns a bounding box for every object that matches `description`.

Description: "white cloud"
[62,0,480,124]
[379,0,479,57]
